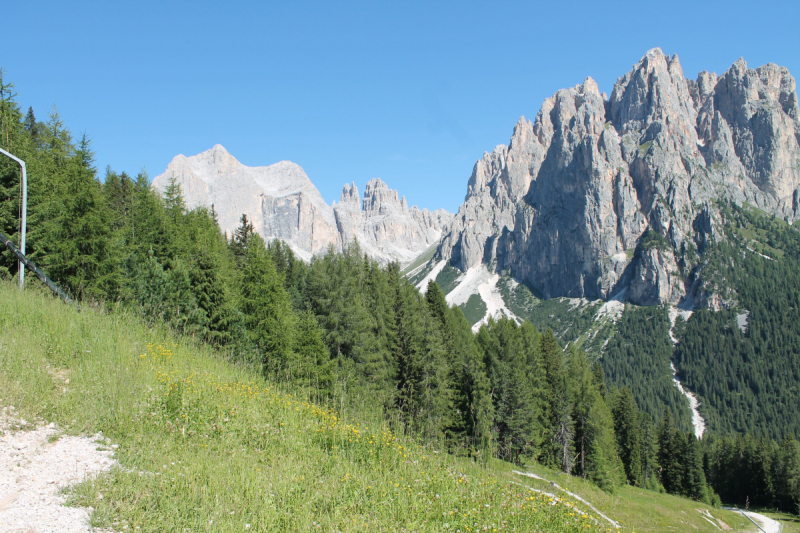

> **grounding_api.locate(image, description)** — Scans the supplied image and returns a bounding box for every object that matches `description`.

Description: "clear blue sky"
[2,0,798,213]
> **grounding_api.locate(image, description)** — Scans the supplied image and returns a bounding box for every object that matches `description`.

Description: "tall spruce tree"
[477,319,540,464]
[294,309,332,394]
[682,434,710,502]
[230,213,255,266]
[447,306,494,462]
[569,349,624,491]
[611,387,643,486]
[240,233,297,375]
[541,329,573,473]
[35,134,116,300]
[639,412,661,490]
[657,411,685,494]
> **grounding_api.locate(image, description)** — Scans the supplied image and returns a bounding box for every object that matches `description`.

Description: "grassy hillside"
[0,281,607,532]
[505,462,756,532]
[0,281,763,531]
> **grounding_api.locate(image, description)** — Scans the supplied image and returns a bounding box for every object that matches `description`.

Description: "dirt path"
[722,507,782,533]
[0,407,116,533]
[512,470,621,529]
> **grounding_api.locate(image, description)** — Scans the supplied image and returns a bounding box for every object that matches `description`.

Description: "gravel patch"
[0,406,116,533]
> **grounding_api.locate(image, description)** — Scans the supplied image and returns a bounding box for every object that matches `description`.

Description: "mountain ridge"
[438,48,800,309]
[151,145,452,264]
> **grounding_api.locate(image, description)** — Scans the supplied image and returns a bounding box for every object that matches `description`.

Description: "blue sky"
[2,1,798,213]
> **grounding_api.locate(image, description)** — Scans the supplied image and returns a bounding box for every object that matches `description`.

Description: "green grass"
[496,277,608,354]
[406,260,436,287]
[0,281,605,532]
[434,264,463,295]
[507,462,753,533]
[459,294,488,325]
[402,243,439,277]
[731,225,786,259]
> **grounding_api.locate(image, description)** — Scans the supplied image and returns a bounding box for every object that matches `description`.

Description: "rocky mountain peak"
[338,182,360,207]
[439,49,800,308]
[153,148,451,264]
[363,178,408,215]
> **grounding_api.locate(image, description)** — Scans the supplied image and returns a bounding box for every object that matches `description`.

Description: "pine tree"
[541,329,573,473]
[611,387,643,486]
[35,133,117,300]
[294,309,332,394]
[584,392,625,492]
[776,438,800,513]
[657,411,684,494]
[682,433,710,502]
[190,248,242,347]
[23,106,38,141]
[569,349,624,491]
[478,319,540,464]
[240,233,297,375]
[448,306,494,462]
[425,281,450,330]
[231,213,255,265]
[392,273,453,441]
[639,412,661,491]
[570,348,596,479]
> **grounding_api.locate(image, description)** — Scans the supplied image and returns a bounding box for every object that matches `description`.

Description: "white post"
[0,148,27,290]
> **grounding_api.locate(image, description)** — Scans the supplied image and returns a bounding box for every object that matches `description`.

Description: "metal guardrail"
[0,229,76,307]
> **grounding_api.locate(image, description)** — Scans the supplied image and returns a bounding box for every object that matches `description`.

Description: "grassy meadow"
[0,280,772,532]
[0,280,607,532]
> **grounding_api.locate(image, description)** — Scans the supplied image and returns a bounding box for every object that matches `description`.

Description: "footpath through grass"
[505,462,753,533]
[0,281,607,532]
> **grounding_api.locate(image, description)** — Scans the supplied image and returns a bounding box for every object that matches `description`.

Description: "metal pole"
[0,147,27,290]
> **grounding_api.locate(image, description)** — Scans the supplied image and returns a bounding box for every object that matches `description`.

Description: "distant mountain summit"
[151,145,451,263]
[438,48,800,308]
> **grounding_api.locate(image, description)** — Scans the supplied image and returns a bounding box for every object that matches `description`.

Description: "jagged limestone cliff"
[152,145,452,264]
[439,48,800,307]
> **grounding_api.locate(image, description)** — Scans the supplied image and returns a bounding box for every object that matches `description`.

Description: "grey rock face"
[628,248,684,306]
[152,146,451,264]
[439,49,800,307]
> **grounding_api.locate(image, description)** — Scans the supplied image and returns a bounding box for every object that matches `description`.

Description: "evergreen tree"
[190,248,242,347]
[391,270,452,441]
[306,243,392,405]
[657,411,684,494]
[294,309,333,395]
[682,433,710,502]
[231,213,255,265]
[776,438,800,513]
[477,318,540,464]
[23,106,38,141]
[240,234,296,374]
[425,281,450,332]
[541,329,573,473]
[611,387,643,486]
[639,412,661,491]
[570,349,624,491]
[585,391,625,492]
[570,348,597,478]
[34,133,117,300]
[447,306,494,462]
